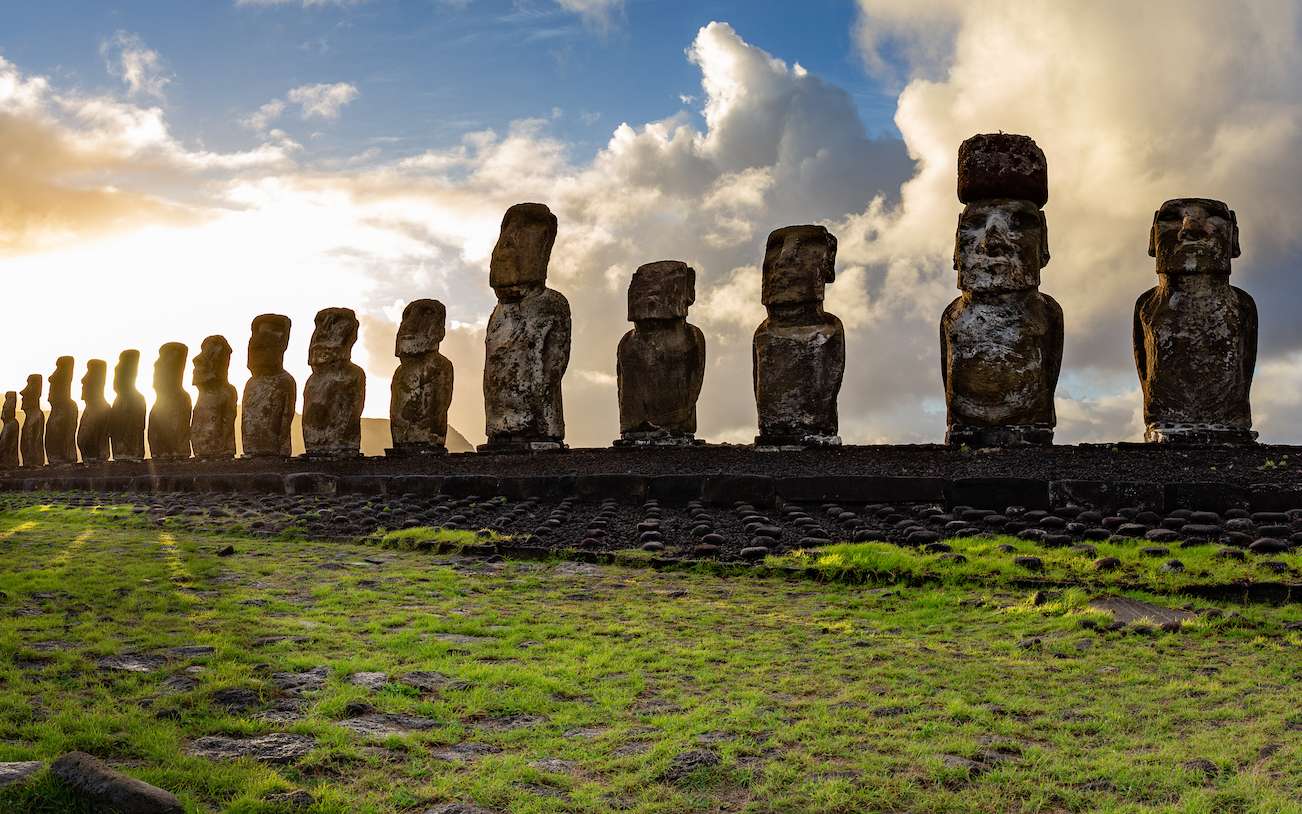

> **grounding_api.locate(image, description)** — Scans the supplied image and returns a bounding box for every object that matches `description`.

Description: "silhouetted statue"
[616,261,706,445]
[389,299,453,455]
[1134,198,1257,443]
[753,225,844,447]
[481,202,571,451]
[147,342,192,460]
[45,356,79,465]
[109,350,146,462]
[19,374,45,468]
[77,360,111,464]
[191,335,238,460]
[0,392,18,468]
[241,314,296,458]
[941,133,1062,447]
[303,307,364,457]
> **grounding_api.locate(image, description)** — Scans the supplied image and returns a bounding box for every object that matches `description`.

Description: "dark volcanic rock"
[51,751,182,813]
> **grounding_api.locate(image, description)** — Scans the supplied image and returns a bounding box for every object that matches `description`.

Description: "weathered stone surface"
[1134,198,1257,444]
[188,733,315,764]
[616,261,706,444]
[338,712,439,738]
[303,307,364,458]
[45,356,79,465]
[241,314,296,458]
[77,359,111,463]
[753,225,844,446]
[110,350,146,462]
[0,760,43,788]
[482,203,570,451]
[942,133,1061,447]
[148,343,192,461]
[18,374,45,468]
[191,335,238,460]
[0,391,20,468]
[50,751,183,813]
[390,299,453,455]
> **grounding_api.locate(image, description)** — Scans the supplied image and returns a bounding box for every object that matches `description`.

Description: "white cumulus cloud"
[100,31,172,99]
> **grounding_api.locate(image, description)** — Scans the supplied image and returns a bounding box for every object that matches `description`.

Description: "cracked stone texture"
[0,760,43,788]
[191,335,238,460]
[45,356,79,466]
[148,342,192,461]
[188,733,316,764]
[303,308,364,458]
[390,298,454,454]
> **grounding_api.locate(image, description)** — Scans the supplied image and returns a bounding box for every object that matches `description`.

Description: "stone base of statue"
[946,423,1053,448]
[301,449,364,460]
[386,442,448,457]
[151,453,190,462]
[194,454,236,462]
[1144,423,1258,445]
[613,430,702,448]
[755,433,842,451]
[477,436,568,454]
[111,456,144,464]
[242,453,290,461]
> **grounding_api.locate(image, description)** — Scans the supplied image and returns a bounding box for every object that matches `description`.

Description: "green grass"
[369,526,511,551]
[0,505,1299,813]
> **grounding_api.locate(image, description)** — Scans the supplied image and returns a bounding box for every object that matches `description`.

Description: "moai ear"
[1147,211,1159,258]
[1230,210,1241,258]
[1038,210,1050,268]
[952,225,961,271]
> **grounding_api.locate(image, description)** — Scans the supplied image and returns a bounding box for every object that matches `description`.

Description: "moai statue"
[241,314,296,458]
[481,202,571,452]
[389,299,454,455]
[45,356,79,465]
[19,375,45,468]
[753,225,845,447]
[1134,198,1257,443]
[77,360,112,464]
[303,307,365,457]
[941,133,1063,447]
[0,392,19,468]
[615,261,706,445]
[110,351,146,461]
[145,343,192,461]
[191,335,238,460]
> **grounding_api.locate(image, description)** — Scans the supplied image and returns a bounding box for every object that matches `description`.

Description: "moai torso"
[77,361,111,463]
[19,375,46,468]
[148,343,192,460]
[1134,198,1256,443]
[390,299,453,453]
[752,225,844,446]
[303,307,365,457]
[110,351,146,461]
[616,261,706,442]
[942,133,1061,447]
[481,203,570,450]
[45,356,79,465]
[191,335,238,460]
[0,393,19,469]
[241,314,296,458]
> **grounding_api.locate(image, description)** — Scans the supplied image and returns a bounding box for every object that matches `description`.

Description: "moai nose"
[1179,214,1205,241]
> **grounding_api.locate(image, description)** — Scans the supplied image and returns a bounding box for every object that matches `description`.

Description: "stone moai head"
[248,314,291,376]
[628,261,695,322]
[114,351,140,396]
[396,299,447,358]
[489,203,557,302]
[761,225,837,307]
[50,356,74,399]
[82,360,107,402]
[20,375,42,411]
[2,392,15,421]
[153,343,188,394]
[193,335,232,389]
[954,133,1050,292]
[308,307,359,366]
[1148,197,1239,276]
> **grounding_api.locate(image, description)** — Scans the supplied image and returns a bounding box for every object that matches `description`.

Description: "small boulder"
[50,752,183,814]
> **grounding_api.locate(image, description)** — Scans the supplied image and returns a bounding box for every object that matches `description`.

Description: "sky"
[3,0,1302,447]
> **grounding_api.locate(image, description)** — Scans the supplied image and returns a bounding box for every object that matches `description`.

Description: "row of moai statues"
[0,133,1261,467]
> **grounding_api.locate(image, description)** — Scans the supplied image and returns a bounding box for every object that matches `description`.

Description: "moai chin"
[148,343,193,461]
[941,133,1063,447]
[389,299,454,455]
[303,307,365,458]
[45,356,80,465]
[109,350,146,462]
[191,335,238,460]
[241,314,296,458]
[77,360,112,464]
[0,392,19,469]
[481,202,571,452]
[615,261,706,446]
[19,374,46,468]
[752,225,845,447]
[1133,198,1257,444]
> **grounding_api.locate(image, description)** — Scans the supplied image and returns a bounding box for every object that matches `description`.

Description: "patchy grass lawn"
[0,504,1299,813]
